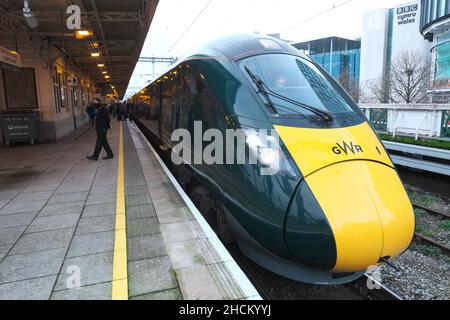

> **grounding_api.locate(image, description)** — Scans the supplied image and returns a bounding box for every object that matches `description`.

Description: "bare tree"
[368,50,431,104]
[366,78,389,103]
[338,69,360,102]
[390,51,431,103]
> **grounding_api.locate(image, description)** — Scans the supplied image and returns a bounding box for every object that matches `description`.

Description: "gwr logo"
[332,141,364,155]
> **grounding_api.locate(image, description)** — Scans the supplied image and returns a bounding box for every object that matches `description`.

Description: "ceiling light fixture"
[75,30,93,39]
[23,0,38,29]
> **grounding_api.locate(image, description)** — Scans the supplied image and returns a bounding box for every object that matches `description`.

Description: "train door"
[172,68,182,133]
[179,65,191,130]
[157,81,163,140]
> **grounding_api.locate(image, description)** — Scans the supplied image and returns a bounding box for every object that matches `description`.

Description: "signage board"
[0,45,22,67]
[0,113,39,144]
[396,3,418,26]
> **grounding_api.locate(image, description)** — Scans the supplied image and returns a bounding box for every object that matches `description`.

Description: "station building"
[292,36,361,85]
[420,0,450,103]
[0,1,157,146]
[359,0,433,102]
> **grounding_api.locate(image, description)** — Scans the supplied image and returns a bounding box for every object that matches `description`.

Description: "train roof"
[181,33,306,62]
[131,34,308,97]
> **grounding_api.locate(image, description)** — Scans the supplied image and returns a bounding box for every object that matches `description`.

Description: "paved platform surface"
[0,120,259,300]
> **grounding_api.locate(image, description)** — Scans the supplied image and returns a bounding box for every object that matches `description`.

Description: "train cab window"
[240,54,359,119]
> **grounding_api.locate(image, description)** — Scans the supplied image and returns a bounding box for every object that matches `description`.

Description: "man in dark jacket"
[87,102,114,161]
[85,104,96,126]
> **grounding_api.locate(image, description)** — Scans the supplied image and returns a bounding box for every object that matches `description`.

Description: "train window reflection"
[240,54,354,117]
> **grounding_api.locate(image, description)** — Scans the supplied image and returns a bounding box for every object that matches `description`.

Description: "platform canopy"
[0,0,158,98]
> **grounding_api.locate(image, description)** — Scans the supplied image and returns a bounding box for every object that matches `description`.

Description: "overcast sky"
[124,0,409,98]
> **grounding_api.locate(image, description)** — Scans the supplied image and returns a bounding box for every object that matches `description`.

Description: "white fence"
[359,104,450,139]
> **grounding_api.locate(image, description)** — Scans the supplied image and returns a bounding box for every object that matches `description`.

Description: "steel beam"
[0,11,142,23]
[139,57,177,64]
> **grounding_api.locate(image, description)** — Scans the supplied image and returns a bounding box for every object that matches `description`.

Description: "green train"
[131,34,415,284]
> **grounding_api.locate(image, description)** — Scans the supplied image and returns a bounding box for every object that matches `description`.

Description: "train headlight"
[259,148,278,166]
[245,133,264,149]
[243,128,299,178]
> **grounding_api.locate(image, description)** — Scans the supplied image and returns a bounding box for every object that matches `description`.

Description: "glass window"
[72,89,78,108]
[437,0,443,17]
[60,87,66,109]
[435,32,450,80]
[431,0,437,20]
[334,38,346,52]
[240,54,356,117]
[52,67,61,113]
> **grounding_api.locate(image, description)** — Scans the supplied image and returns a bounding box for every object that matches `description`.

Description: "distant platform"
[382,141,450,176]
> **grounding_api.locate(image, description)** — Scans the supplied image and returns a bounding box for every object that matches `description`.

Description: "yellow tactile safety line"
[112,122,128,300]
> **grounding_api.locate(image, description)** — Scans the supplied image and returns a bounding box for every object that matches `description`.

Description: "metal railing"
[359,104,450,139]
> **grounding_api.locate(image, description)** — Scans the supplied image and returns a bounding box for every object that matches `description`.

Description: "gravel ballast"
[380,247,450,300]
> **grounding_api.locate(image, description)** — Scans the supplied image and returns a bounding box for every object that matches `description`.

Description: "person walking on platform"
[87,102,114,161]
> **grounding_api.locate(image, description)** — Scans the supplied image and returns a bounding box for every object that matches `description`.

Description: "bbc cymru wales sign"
[396,4,418,26]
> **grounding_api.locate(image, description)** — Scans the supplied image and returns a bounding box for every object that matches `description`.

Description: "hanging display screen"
[1,63,38,109]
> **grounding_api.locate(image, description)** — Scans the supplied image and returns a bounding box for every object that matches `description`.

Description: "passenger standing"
[117,101,123,121]
[127,101,134,118]
[119,101,127,121]
[87,102,114,161]
[112,102,118,118]
[85,103,96,126]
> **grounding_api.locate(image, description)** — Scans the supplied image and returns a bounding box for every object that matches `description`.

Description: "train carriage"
[131,34,415,285]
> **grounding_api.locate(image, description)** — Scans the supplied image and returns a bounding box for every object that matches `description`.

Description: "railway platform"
[0,120,260,300]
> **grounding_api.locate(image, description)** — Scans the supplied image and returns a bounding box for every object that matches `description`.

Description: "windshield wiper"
[244,67,278,114]
[245,67,334,122]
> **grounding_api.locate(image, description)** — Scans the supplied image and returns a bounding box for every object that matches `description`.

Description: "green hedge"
[378,132,450,150]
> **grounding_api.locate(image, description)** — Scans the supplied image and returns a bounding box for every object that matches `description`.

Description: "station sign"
[0,45,22,67]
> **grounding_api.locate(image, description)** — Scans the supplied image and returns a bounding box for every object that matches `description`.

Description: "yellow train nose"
[305,161,415,273]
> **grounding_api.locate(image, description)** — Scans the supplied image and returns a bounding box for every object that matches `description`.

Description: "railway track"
[410,201,450,257]
[353,275,403,300]
[403,187,450,256]
[231,193,449,300]
[229,245,402,300]
[412,203,450,220]
[414,233,450,257]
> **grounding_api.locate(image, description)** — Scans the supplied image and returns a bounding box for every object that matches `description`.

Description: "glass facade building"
[292,37,361,84]
[420,0,450,33]
[435,32,450,80]
[420,0,450,101]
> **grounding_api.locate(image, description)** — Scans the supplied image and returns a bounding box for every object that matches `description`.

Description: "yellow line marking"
[112,122,128,300]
